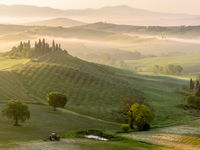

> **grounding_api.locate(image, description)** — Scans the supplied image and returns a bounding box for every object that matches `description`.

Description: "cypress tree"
[52,40,55,51]
[56,44,59,51]
[34,42,37,50]
[46,43,49,51]
[196,80,200,89]
[38,39,42,51]
[195,85,200,97]
[28,40,31,49]
[19,41,23,51]
[42,38,46,51]
[190,79,195,90]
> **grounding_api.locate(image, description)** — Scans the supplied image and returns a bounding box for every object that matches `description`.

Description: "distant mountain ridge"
[26,18,86,27]
[0,4,200,26]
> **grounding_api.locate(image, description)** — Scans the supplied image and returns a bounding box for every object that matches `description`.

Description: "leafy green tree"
[175,65,183,74]
[46,92,68,111]
[120,95,145,115]
[153,64,183,75]
[153,65,163,74]
[2,100,30,126]
[120,94,146,129]
[128,104,154,131]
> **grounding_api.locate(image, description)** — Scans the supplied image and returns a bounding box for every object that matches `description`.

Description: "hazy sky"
[0,0,199,15]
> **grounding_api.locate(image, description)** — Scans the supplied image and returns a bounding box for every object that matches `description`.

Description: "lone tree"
[46,92,68,111]
[120,94,146,129]
[2,100,30,126]
[128,103,154,131]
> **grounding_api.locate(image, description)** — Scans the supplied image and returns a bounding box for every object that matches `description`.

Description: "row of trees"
[120,95,154,131]
[9,39,63,58]
[153,64,183,75]
[2,92,67,126]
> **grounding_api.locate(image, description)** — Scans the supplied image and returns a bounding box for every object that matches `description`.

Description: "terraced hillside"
[12,51,139,122]
[0,40,193,127]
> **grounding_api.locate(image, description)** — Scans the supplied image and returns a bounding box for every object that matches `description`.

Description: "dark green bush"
[121,124,129,133]
[187,96,200,109]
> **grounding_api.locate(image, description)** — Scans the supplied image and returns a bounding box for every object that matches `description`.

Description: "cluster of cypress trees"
[190,78,200,96]
[10,39,63,58]
[18,40,31,51]
[34,39,61,53]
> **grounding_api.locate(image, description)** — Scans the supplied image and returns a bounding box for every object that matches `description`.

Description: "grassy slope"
[0,57,29,70]
[103,66,194,126]
[0,104,117,144]
[0,53,118,144]
[0,50,193,127]
[12,51,138,122]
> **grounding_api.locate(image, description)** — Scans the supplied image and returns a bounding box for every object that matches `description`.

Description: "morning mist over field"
[0,0,200,150]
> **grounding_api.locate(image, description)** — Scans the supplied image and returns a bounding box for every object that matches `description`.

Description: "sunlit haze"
[0,0,199,15]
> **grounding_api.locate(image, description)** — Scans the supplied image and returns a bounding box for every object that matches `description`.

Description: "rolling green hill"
[0,39,197,146]
[81,22,200,37]
[0,39,194,128]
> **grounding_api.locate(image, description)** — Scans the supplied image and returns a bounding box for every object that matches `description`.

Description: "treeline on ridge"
[6,39,67,58]
[153,64,183,75]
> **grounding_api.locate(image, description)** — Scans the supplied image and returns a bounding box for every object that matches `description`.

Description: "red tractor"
[49,133,60,141]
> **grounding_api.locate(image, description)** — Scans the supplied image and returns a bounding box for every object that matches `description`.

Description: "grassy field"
[0,43,198,149]
[7,138,173,150]
[123,119,200,150]
[0,57,29,70]
[126,54,200,75]
[0,103,117,144]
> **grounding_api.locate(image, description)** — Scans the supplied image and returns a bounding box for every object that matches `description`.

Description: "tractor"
[49,133,60,141]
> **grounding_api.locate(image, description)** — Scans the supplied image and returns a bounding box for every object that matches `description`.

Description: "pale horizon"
[0,0,200,15]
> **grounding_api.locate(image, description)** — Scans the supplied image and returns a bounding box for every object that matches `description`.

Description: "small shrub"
[121,124,129,132]
[187,96,200,109]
